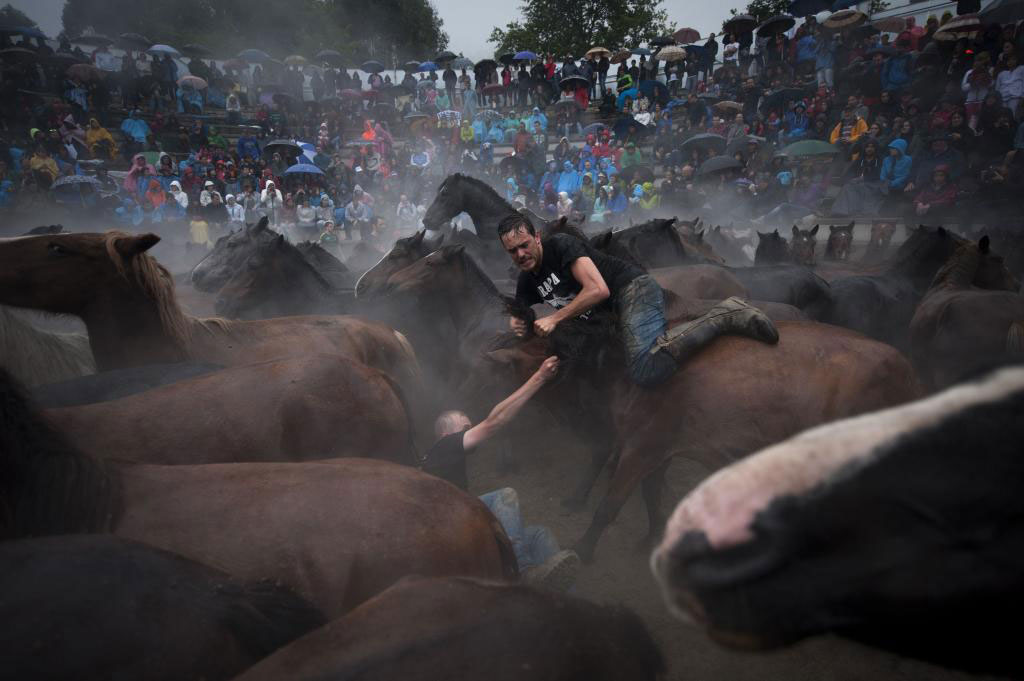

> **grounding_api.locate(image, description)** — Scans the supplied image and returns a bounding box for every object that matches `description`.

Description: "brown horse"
[789,225,819,266]
[235,576,664,681]
[481,322,920,562]
[824,222,854,261]
[45,355,414,465]
[0,232,420,390]
[910,236,1024,389]
[1,367,516,617]
[862,221,897,264]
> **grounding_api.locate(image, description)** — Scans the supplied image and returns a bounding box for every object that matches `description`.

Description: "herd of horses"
[1,170,1023,679]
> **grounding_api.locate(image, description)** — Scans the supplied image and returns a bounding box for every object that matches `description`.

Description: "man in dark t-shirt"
[499,215,780,388]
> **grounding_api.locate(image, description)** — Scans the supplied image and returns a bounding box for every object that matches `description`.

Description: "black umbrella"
[435,50,457,63]
[403,60,421,72]
[0,47,37,63]
[612,115,648,139]
[559,75,590,89]
[48,52,84,67]
[554,98,584,113]
[182,44,212,57]
[361,60,385,73]
[982,0,1024,25]
[73,33,113,47]
[723,14,757,34]
[757,14,796,36]
[638,79,669,103]
[649,36,675,47]
[681,133,727,155]
[476,58,498,70]
[118,33,152,50]
[498,53,515,65]
[726,135,767,155]
[316,49,344,65]
[262,139,301,158]
[698,155,743,176]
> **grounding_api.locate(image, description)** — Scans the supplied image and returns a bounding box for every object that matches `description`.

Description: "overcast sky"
[10,0,734,60]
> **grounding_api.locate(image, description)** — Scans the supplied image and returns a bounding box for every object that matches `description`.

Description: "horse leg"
[562,437,615,510]
[573,438,667,564]
[561,387,616,510]
[637,459,671,553]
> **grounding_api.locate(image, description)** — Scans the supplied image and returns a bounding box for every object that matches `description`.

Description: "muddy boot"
[651,297,779,364]
[523,549,581,593]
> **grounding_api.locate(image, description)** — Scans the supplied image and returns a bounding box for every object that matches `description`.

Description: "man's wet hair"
[497,214,535,239]
[435,410,470,438]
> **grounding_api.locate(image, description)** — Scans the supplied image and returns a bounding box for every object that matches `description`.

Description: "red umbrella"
[339,89,362,98]
[673,27,700,43]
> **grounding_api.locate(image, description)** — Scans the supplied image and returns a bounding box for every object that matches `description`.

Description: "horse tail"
[1007,321,1024,354]
[376,370,419,466]
[489,513,520,581]
[392,330,423,385]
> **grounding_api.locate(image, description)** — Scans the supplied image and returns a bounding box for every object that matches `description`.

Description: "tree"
[0,3,38,29]
[489,0,672,58]
[59,0,446,63]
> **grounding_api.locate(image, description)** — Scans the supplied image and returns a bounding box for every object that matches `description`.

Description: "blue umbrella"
[285,163,324,175]
[631,47,652,56]
[583,123,608,136]
[238,48,272,63]
[638,79,669,103]
[147,44,180,57]
[513,50,538,61]
[418,61,438,72]
[1,26,47,40]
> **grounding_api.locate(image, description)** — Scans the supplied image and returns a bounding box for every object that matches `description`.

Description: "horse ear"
[979,235,990,254]
[411,230,425,245]
[115,233,160,258]
[444,244,466,258]
[810,225,819,236]
[937,226,947,237]
[773,229,779,236]
[695,230,704,242]
[714,226,721,234]
[274,234,285,247]
[791,225,799,237]
[757,231,768,239]
[251,216,269,233]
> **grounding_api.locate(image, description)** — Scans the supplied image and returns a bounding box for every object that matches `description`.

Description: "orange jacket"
[830,117,867,144]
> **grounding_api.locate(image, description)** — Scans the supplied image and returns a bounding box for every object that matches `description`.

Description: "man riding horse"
[499,215,780,386]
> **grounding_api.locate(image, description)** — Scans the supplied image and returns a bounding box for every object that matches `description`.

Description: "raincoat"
[880,138,912,189]
[556,161,581,195]
[120,110,151,144]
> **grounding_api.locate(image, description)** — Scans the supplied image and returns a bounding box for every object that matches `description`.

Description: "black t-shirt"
[515,233,643,318]
[422,432,468,491]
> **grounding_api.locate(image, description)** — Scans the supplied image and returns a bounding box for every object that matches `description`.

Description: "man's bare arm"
[463,356,559,451]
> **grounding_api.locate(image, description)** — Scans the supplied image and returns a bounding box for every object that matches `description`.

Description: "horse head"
[825,223,854,262]
[354,229,443,298]
[191,217,275,293]
[790,225,819,266]
[754,229,789,265]
[974,236,1021,292]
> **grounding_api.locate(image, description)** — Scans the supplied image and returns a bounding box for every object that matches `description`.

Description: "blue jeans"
[480,488,559,570]
[616,275,676,388]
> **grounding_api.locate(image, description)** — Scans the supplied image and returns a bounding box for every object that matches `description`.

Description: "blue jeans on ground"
[480,488,560,570]
[616,275,676,388]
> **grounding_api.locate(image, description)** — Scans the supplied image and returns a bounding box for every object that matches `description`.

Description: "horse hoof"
[561,496,587,512]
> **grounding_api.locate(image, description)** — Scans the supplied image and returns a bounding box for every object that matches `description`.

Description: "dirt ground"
[469,428,1002,681]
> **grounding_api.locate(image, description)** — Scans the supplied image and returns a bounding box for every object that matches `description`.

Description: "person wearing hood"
[556,191,574,218]
[144,179,166,211]
[345,186,372,240]
[199,180,215,207]
[528,107,548,131]
[556,160,581,195]
[123,153,152,196]
[168,180,188,216]
[783,102,810,142]
[911,164,958,222]
[907,134,965,191]
[620,142,644,170]
[538,161,560,193]
[222,193,243,225]
[553,137,571,166]
[638,182,660,214]
[607,183,628,214]
[260,180,284,225]
[505,177,520,202]
[120,110,151,151]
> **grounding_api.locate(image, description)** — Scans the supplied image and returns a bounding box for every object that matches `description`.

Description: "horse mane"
[929,241,982,291]
[888,226,965,274]
[449,246,500,298]
[448,173,518,215]
[0,367,122,540]
[0,306,96,387]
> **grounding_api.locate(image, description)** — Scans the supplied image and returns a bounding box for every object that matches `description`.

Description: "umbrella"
[780,139,838,157]
[610,49,632,64]
[726,135,767,155]
[52,175,101,189]
[585,47,611,59]
[765,86,808,108]
[239,48,272,63]
[714,100,743,113]
[824,9,866,29]
[418,61,438,72]
[656,45,687,62]
[871,16,906,32]
[498,53,515,65]
[2,26,46,41]
[474,109,503,123]
[222,58,247,71]
[649,36,676,47]
[612,116,648,139]
[631,47,652,56]
[418,79,437,90]
[934,14,982,41]
[272,92,298,107]
[262,139,301,158]
[476,58,498,69]
[284,163,324,175]
[482,84,504,95]
[757,14,796,36]
[435,50,457,62]
[788,0,832,17]
[118,33,151,49]
[982,0,1024,26]
[404,112,429,121]
[0,47,37,63]
[339,88,362,99]
[559,75,590,89]
[723,14,757,34]
[554,98,584,112]
[147,44,180,57]
[697,155,743,176]
[316,49,344,65]
[673,27,701,43]
[514,50,538,61]
[682,134,728,155]
[638,79,668,102]
[402,60,422,71]
[361,60,385,72]
[582,123,608,136]
[437,109,462,123]
[683,44,708,57]
[453,57,473,69]
[177,75,207,89]
[73,33,113,47]
[67,63,103,81]
[48,52,84,67]
[284,55,307,66]
[182,43,212,57]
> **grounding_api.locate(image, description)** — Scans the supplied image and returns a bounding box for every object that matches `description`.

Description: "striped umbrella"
[934,14,982,41]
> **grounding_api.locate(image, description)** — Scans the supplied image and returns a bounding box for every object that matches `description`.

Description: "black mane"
[0,368,122,540]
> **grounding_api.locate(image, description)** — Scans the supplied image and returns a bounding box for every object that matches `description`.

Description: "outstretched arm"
[463,356,559,451]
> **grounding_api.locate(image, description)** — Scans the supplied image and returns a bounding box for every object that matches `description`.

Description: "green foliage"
[0,3,38,28]
[728,0,790,24]
[59,0,447,63]
[489,0,672,58]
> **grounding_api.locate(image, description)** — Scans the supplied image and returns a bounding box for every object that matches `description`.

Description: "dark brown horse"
[1,368,516,617]
[235,576,664,681]
[824,222,854,261]
[789,225,819,266]
[910,236,1024,389]
[355,229,444,298]
[45,355,414,465]
[2,535,324,681]
[862,221,897,264]
[0,232,420,393]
